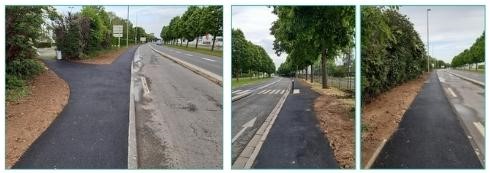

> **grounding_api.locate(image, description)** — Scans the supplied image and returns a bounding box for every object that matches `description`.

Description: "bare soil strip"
[300,79,355,168]
[73,47,129,65]
[6,67,69,168]
[361,73,429,166]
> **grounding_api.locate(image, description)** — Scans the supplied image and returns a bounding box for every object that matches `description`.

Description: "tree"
[271,6,355,88]
[202,6,223,51]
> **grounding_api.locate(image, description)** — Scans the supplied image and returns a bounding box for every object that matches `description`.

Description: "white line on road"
[235,90,250,95]
[175,51,182,53]
[270,90,278,94]
[280,90,285,94]
[185,54,193,56]
[473,122,485,136]
[262,90,271,94]
[232,117,257,143]
[438,77,446,83]
[447,87,457,97]
[140,77,150,95]
[232,90,242,94]
[202,58,215,62]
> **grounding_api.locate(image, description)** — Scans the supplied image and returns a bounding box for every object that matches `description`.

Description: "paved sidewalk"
[13,47,136,169]
[253,80,338,168]
[372,72,482,168]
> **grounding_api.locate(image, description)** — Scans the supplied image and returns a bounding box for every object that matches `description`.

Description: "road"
[446,69,484,83]
[149,43,222,76]
[372,72,482,168]
[231,77,289,161]
[13,47,136,168]
[133,44,222,168]
[437,69,485,163]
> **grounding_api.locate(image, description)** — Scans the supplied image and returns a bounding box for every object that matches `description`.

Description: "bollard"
[56,50,62,60]
[291,78,295,94]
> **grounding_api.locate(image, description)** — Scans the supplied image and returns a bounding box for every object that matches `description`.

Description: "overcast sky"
[232,6,286,69]
[54,6,188,39]
[399,6,485,63]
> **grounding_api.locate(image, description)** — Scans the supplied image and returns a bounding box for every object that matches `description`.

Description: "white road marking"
[280,90,285,94]
[473,122,485,136]
[447,87,457,97]
[202,58,215,62]
[262,90,271,94]
[185,54,193,56]
[175,51,182,53]
[235,90,250,95]
[269,90,277,94]
[293,89,300,94]
[140,77,150,95]
[232,90,242,94]
[275,90,281,94]
[232,117,257,143]
[438,77,446,83]
[258,90,267,94]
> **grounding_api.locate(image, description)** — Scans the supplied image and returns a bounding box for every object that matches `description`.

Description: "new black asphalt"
[13,47,136,169]
[253,80,339,168]
[372,72,482,168]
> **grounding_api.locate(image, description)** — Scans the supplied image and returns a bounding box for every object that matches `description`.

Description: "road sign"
[140,37,146,42]
[113,33,123,37]
[113,25,123,34]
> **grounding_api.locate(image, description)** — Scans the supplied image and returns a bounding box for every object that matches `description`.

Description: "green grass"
[459,68,485,74]
[232,77,272,89]
[6,85,29,102]
[165,44,223,57]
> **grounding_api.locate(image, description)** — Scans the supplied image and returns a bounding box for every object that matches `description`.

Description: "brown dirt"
[300,79,355,168]
[5,66,70,168]
[73,47,129,64]
[361,73,429,167]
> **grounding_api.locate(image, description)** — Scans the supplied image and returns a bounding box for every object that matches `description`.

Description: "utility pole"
[135,15,138,44]
[427,8,431,72]
[126,5,129,47]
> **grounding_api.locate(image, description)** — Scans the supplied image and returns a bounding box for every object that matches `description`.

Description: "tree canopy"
[451,32,485,68]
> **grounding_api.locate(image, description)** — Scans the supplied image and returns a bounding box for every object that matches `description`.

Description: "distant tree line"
[362,7,431,102]
[232,29,276,80]
[451,32,485,69]
[52,6,155,60]
[271,6,355,88]
[160,6,223,51]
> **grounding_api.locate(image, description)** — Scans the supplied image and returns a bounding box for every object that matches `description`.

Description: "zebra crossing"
[232,89,287,95]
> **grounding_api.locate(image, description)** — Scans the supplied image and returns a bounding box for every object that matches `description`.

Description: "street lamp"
[427,8,431,72]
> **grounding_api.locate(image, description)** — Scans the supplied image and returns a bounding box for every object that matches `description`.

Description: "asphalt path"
[13,47,136,168]
[253,80,338,168]
[149,43,222,76]
[437,69,485,164]
[372,72,482,168]
[231,77,290,161]
[134,45,222,168]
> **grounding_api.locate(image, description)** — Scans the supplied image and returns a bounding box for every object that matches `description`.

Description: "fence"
[297,61,355,92]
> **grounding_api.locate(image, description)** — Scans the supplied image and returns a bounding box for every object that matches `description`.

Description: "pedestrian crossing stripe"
[232,90,242,94]
[258,89,285,95]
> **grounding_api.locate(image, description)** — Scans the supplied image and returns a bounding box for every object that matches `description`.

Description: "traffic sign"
[113,25,123,34]
[113,33,123,38]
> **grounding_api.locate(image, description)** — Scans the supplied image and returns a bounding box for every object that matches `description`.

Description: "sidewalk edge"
[128,46,140,169]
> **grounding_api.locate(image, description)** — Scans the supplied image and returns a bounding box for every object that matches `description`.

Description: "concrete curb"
[149,46,222,87]
[364,139,387,169]
[231,91,253,102]
[127,46,140,169]
[446,70,484,87]
[232,84,291,169]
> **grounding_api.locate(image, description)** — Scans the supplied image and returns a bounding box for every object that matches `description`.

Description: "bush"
[36,42,53,48]
[6,59,45,80]
[6,75,26,90]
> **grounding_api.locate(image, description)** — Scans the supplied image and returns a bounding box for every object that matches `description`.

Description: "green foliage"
[361,7,429,101]
[451,32,485,68]
[7,59,45,80]
[271,6,355,88]
[232,29,276,79]
[160,6,223,50]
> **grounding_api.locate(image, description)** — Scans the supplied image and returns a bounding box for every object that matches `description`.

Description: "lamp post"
[427,8,431,72]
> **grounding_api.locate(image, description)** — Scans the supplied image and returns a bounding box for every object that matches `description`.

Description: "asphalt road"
[231,77,289,161]
[447,69,484,83]
[437,69,485,163]
[253,80,338,168]
[13,47,136,168]
[134,44,222,168]
[372,72,482,168]
[149,43,222,76]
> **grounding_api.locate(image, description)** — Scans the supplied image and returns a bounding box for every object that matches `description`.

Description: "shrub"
[6,59,45,80]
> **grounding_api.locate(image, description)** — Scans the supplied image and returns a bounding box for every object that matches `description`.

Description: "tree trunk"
[211,34,217,52]
[186,40,189,48]
[180,38,183,46]
[305,67,308,81]
[195,35,199,49]
[310,65,313,83]
[321,49,328,89]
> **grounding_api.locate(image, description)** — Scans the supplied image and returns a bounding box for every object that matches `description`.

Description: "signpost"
[113,25,123,47]
[140,37,146,43]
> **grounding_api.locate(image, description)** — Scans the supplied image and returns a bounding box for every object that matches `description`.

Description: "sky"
[232,6,286,69]
[54,6,188,39]
[399,6,485,63]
